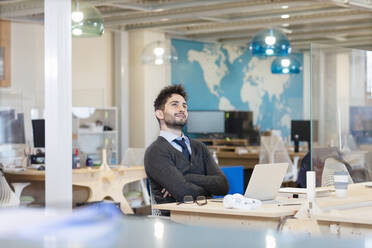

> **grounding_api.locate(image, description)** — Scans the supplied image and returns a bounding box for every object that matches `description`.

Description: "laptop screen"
[244,163,288,201]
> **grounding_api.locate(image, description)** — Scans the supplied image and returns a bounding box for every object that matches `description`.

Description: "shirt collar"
[159,130,188,143]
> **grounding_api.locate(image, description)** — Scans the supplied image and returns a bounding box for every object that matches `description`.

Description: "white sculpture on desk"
[295,171,322,218]
[99,149,114,182]
[223,193,262,210]
[0,166,30,207]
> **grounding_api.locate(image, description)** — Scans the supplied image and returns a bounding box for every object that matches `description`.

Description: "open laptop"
[244,163,288,201]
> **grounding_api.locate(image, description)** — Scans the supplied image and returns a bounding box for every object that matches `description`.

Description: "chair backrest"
[220,166,244,195]
[297,147,356,187]
[259,135,291,164]
[259,135,294,177]
[321,157,353,187]
[121,148,146,166]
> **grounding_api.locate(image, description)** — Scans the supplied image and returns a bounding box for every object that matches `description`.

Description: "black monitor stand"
[294,134,299,153]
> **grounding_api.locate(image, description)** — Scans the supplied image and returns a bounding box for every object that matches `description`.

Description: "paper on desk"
[4,168,26,172]
[279,187,332,194]
[364,182,372,188]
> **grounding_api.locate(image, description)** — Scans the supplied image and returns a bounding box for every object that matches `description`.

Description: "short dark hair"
[154,84,187,111]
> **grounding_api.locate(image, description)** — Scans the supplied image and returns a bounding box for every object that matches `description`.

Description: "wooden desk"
[311,183,372,237]
[155,183,372,237]
[282,183,372,237]
[4,166,146,214]
[154,199,300,229]
[217,149,306,169]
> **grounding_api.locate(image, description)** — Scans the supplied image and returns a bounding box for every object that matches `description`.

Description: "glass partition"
[310,43,372,185]
[0,1,44,169]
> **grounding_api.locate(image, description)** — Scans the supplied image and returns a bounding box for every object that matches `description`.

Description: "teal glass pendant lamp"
[271,55,301,74]
[71,1,104,37]
[249,28,291,56]
[141,40,178,65]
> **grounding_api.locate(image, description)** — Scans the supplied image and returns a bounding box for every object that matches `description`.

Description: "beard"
[164,113,187,130]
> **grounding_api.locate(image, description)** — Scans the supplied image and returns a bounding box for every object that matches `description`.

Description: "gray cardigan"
[144,136,229,205]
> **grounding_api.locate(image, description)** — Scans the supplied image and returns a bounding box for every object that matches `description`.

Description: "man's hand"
[161,188,172,198]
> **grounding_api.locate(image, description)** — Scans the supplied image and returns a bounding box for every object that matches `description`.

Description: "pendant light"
[71,1,104,38]
[271,55,301,74]
[249,28,291,56]
[141,40,178,65]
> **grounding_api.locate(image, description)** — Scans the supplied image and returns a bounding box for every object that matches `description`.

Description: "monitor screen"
[291,120,318,142]
[225,111,254,134]
[32,119,45,148]
[186,111,225,134]
[0,110,25,145]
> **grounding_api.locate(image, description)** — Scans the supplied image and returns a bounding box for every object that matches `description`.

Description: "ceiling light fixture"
[71,2,84,23]
[281,14,290,19]
[271,55,301,74]
[141,40,178,65]
[281,5,289,9]
[71,1,104,38]
[249,28,291,56]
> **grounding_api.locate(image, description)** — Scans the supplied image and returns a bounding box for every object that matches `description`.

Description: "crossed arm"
[145,150,208,202]
[145,145,229,202]
[184,145,229,196]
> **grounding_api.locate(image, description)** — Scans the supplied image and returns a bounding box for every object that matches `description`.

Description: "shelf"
[72,107,119,165]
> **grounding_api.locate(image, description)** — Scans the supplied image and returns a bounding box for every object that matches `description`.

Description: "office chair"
[321,157,353,187]
[297,147,369,187]
[0,166,30,207]
[121,148,150,206]
[220,166,244,195]
[259,134,298,182]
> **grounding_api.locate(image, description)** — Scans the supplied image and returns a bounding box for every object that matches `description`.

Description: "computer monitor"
[32,119,45,148]
[0,110,25,145]
[224,111,258,144]
[225,111,254,134]
[291,120,318,151]
[186,111,225,134]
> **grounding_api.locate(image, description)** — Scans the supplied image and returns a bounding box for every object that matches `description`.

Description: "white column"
[115,29,129,160]
[44,0,72,210]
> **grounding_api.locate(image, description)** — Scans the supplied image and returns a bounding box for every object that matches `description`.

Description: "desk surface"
[4,166,144,181]
[314,182,372,225]
[154,198,300,218]
[154,183,372,233]
[4,166,146,214]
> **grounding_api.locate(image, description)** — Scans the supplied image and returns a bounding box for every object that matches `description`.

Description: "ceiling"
[2,0,372,51]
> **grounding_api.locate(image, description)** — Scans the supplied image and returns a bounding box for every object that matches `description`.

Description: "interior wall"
[143,31,169,147]
[72,31,114,107]
[128,30,169,148]
[128,30,145,148]
[1,22,114,145]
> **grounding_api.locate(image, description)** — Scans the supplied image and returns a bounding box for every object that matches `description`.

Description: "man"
[144,84,229,211]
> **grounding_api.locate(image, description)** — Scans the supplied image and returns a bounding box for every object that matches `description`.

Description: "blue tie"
[174,138,191,161]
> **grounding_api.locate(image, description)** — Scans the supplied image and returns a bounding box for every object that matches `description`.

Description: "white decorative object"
[223,193,262,210]
[0,169,30,207]
[295,171,322,218]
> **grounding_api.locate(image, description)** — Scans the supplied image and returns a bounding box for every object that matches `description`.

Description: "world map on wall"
[171,39,304,139]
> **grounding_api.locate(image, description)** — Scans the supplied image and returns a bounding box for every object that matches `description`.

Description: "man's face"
[158,94,188,129]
